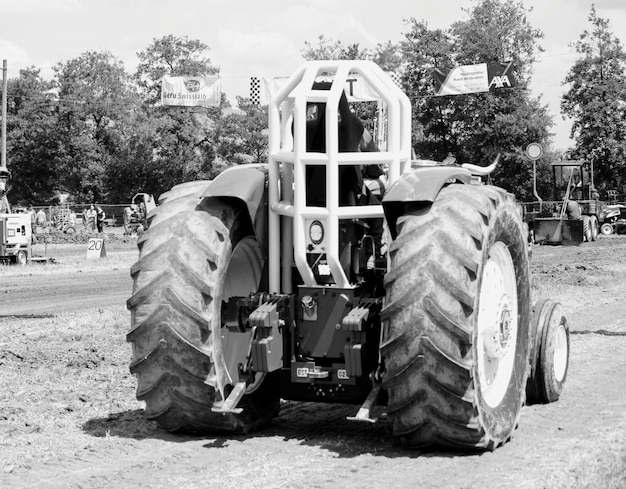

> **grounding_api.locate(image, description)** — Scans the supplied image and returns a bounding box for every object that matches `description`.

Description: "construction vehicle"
[0,208,31,265]
[0,169,31,265]
[123,193,155,235]
[127,61,569,450]
[525,160,600,245]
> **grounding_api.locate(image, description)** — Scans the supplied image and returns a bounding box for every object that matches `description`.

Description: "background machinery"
[0,173,31,265]
[127,61,569,450]
[525,160,600,245]
[1,58,31,265]
[599,203,626,235]
[123,193,155,235]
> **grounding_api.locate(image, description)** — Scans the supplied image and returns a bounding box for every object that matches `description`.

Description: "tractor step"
[347,382,382,423]
[211,381,246,414]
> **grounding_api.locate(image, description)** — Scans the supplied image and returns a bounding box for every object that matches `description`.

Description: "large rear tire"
[582,215,591,242]
[127,182,279,434]
[382,184,531,450]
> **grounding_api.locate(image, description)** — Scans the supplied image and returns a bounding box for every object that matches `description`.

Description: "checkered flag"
[250,77,261,105]
[387,71,401,88]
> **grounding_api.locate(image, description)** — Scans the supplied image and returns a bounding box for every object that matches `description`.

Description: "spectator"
[28,205,36,231]
[565,200,581,220]
[36,208,47,227]
[85,205,97,231]
[96,205,106,233]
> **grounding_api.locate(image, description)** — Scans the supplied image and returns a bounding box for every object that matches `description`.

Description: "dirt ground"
[0,233,625,488]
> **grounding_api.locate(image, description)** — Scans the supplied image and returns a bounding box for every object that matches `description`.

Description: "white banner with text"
[161,76,221,107]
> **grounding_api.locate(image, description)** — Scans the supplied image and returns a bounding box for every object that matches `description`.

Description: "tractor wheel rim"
[222,236,265,394]
[477,241,518,408]
[553,323,568,382]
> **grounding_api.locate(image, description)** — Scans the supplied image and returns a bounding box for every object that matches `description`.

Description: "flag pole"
[1,59,7,174]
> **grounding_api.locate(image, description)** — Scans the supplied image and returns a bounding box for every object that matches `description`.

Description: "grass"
[542,434,626,489]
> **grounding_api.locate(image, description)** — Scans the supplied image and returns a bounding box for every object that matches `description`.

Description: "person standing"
[86,204,96,231]
[96,205,106,233]
[28,205,36,231]
[35,207,47,228]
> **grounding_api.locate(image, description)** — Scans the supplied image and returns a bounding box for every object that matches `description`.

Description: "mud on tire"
[127,182,279,434]
[381,184,531,450]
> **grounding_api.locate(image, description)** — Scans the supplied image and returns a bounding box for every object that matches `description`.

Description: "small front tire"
[600,223,613,235]
[14,250,28,266]
[527,300,569,404]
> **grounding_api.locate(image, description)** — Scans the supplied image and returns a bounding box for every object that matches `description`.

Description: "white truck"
[0,211,31,265]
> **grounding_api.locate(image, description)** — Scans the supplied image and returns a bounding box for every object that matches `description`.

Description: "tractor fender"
[382,166,473,238]
[202,164,269,254]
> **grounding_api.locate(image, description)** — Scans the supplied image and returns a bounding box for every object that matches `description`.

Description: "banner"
[254,73,398,105]
[434,62,515,96]
[434,63,488,96]
[161,76,221,107]
[486,62,516,90]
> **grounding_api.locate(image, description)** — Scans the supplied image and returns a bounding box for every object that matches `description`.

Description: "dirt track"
[0,269,131,317]
[1,237,625,488]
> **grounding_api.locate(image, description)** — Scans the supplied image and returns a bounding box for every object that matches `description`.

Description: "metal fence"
[30,204,130,230]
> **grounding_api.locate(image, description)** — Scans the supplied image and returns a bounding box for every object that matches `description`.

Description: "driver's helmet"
[305,81,364,153]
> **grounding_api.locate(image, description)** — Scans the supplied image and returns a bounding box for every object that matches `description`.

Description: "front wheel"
[600,222,613,235]
[127,185,279,434]
[382,184,531,450]
[14,250,27,266]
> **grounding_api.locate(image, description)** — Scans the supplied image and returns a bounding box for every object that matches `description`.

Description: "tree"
[135,34,219,104]
[301,35,372,61]
[401,0,553,199]
[53,50,137,202]
[126,35,225,198]
[214,97,269,168]
[5,67,60,204]
[451,0,543,85]
[561,6,626,196]
[372,41,403,73]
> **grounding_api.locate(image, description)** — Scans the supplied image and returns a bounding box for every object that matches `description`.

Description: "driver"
[305,81,385,206]
[304,81,385,262]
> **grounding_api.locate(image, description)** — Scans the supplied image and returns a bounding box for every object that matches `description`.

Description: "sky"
[1,0,625,151]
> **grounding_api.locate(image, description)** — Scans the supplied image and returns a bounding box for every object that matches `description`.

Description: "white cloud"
[0,0,81,13]
[216,28,299,77]
[0,40,32,67]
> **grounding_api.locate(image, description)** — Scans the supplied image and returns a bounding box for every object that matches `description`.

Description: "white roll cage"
[267,60,412,292]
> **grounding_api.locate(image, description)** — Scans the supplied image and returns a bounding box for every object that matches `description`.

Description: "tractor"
[127,61,569,450]
[525,159,600,245]
[599,203,626,235]
[123,193,155,235]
